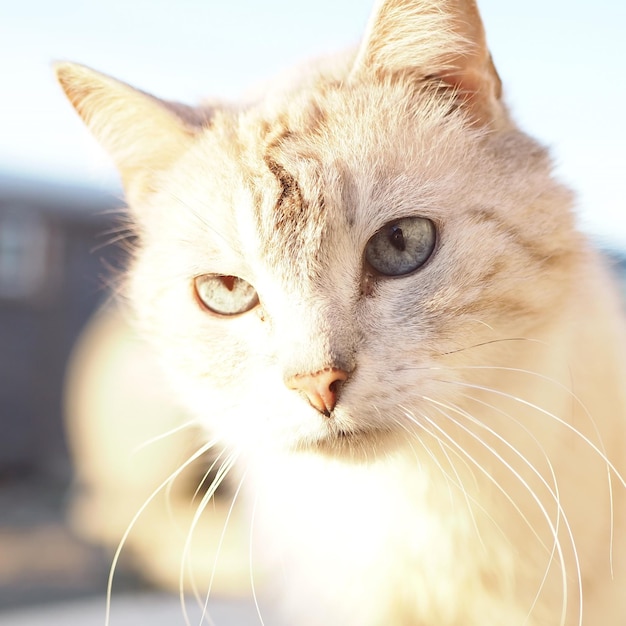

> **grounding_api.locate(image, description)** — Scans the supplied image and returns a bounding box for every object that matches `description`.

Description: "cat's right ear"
[54,62,202,202]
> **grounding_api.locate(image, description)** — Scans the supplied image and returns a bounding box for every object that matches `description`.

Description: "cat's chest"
[250,450,435,560]
[244,447,491,625]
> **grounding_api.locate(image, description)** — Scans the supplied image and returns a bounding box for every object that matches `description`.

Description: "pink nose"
[286,367,349,416]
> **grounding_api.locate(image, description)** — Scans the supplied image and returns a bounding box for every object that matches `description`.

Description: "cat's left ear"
[351,0,504,127]
[54,62,204,202]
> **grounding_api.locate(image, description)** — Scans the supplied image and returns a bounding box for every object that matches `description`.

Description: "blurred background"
[1,0,625,623]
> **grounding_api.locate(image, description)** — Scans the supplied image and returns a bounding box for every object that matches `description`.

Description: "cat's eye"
[365,216,436,276]
[194,274,259,316]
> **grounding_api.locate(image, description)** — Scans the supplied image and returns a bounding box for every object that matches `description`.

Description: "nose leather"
[286,367,349,416]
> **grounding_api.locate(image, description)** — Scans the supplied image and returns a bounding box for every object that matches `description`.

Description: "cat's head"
[56,0,579,456]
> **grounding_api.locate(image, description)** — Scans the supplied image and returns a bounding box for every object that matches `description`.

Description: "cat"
[55,0,626,624]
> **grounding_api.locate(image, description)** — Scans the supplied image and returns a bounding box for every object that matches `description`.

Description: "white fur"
[56,1,626,623]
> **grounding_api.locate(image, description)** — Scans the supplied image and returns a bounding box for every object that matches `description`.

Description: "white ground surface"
[0,594,276,626]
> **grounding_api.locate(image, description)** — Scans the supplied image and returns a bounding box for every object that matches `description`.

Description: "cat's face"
[56,0,579,456]
[124,76,577,455]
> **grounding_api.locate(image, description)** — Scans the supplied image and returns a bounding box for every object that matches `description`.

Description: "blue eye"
[194,275,259,316]
[365,216,436,276]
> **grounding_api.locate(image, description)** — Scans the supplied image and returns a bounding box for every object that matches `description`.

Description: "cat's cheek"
[174,365,330,452]
[258,392,339,449]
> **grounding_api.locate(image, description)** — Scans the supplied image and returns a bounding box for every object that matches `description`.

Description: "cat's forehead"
[203,79,457,278]
[248,114,335,274]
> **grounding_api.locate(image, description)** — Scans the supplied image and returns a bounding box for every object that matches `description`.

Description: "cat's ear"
[351,0,503,127]
[54,62,203,200]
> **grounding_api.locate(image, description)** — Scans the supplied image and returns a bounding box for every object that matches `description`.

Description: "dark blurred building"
[0,172,124,484]
[606,250,626,303]
[1,170,625,486]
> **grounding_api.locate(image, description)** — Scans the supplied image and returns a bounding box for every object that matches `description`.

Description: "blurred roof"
[0,172,120,220]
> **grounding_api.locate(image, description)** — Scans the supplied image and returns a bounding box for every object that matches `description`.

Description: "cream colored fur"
[64,304,251,595]
[56,0,626,624]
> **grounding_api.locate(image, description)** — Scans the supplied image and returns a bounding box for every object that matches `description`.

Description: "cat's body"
[246,268,626,625]
[56,0,626,624]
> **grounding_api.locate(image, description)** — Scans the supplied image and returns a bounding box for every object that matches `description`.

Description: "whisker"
[449,364,618,579]
[161,447,226,536]
[421,361,618,576]
[403,404,572,626]
[435,435,487,553]
[191,448,229,504]
[439,336,548,357]
[393,407,489,535]
[179,451,240,626]
[131,420,198,456]
[201,466,248,622]
[436,378,626,490]
[90,229,135,253]
[408,410,534,557]
[172,449,226,622]
[423,395,576,626]
[104,438,221,626]
[409,404,552,553]
[419,422,492,550]
[161,188,233,248]
[449,390,567,623]
[391,411,457,507]
[248,490,267,626]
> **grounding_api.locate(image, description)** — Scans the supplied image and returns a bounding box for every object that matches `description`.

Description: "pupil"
[220,276,236,292]
[389,226,406,252]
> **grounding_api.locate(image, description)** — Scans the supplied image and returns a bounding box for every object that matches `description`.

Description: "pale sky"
[1,0,625,247]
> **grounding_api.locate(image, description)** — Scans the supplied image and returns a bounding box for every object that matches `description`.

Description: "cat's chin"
[294,421,399,462]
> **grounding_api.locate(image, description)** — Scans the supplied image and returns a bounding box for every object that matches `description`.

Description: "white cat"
[56,0,626,623]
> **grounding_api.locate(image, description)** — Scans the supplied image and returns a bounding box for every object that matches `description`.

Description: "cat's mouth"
[299,418,395,460]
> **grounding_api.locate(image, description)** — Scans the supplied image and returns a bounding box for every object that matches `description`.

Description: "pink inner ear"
[434,51,503,127]
[443,54,502,101]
